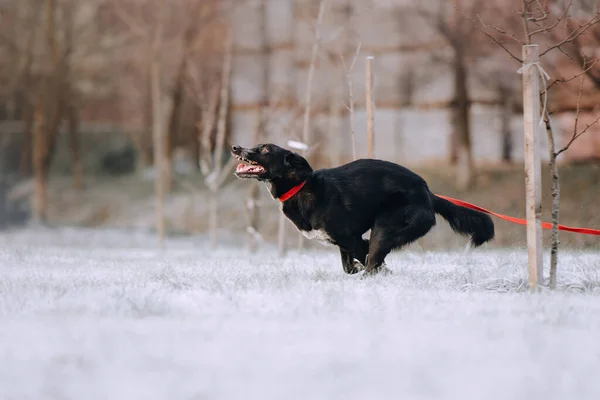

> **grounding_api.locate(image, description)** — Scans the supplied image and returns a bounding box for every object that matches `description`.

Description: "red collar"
[279,181,306,202]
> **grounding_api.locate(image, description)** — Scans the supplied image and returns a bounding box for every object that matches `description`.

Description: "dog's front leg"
[337,238,369,274]
[339,248,361,274]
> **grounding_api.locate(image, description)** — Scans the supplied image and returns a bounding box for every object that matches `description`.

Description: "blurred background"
[0,0,599,250]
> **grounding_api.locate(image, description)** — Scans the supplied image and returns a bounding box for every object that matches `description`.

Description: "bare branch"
[556,74,600,156]
[301,0,328,149]
[546,59,598,91]
[557,45,578,64]
[339,39,361,160]
[112,0,149,39]
[196,84,220,176]
[340,40,362,74]
[521,0,532,44]
[477,15,523,44]
[216,156,238,188]
[528,0,548,22]
[540,13,600,57]
[529,0,572,37]
[477,26,523,63]
[557,115,600,156]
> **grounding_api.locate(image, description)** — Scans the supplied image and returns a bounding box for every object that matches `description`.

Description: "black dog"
[231,143,494,276]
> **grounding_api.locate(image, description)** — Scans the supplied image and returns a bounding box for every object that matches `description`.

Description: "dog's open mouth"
[234,155,266,175]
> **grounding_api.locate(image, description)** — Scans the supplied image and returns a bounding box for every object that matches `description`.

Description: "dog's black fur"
[232,143,494,276]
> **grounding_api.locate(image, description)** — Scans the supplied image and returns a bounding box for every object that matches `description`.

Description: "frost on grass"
[1,227,600,400]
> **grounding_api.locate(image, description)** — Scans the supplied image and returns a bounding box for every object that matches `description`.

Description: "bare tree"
[245,0,270,253]
[67,99,83,190]
[481,0,600,288]
[295,0,328,250]
[1,0,135,221]
[339,40,362,161]
[0,2,39,177]
[545,65,599,288]
[150,0,170,247]
[187,18,235,250]
[63,4,83,190]
[411,0,491,190]
[114,0,228,245]
[472,55,519,163]
[31,0,68,223]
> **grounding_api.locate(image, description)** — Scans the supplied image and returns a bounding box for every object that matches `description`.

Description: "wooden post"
[151,59,166,248]
[278,212,286,256]
[366,56,375,158]
[521,45,543,289]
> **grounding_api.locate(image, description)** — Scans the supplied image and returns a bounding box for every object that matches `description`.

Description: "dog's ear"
[284,152,300,167]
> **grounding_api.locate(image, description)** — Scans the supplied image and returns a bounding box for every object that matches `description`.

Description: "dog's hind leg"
[363,204,435,276]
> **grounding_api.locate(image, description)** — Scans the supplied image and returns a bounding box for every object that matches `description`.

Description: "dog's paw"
[343,259,366,275]
[353,260,366,271]
[360,264,393,279]
[343,263,361,274]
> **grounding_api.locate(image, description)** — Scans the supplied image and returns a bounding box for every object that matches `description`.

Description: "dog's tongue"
[236,163,264,174]
[236,163,249,173]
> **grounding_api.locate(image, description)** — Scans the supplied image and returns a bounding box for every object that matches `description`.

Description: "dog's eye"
[260,147,269,154]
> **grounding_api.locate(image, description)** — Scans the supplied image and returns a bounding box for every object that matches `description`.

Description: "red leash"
[436,194,600,236]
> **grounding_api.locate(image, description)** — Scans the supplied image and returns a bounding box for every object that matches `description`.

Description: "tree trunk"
[246,181,260,252]
[202,17,234,250]
[209,189,218,250]
[68,105,83,190]
[298,0,328,250]
[32,104,47,224]
[198,86,220,175]
[165,57,187,192]
[246,0,269,252]
[19,109,34,176]
[500,87,513,163]
[328,89,342,167]
[343,0,357,162]
[150,0,168,247]
[452,50,474,190]
[246,117,263,252]
[139,74,154,170]
[191,118,201,170]
[213,29,233,178]
[548,153,560,289]
[151,59,166,247]
[545,115,560,289]
[449,131,458,164]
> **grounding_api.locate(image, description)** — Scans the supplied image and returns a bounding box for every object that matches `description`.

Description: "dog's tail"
[433,194,494,247]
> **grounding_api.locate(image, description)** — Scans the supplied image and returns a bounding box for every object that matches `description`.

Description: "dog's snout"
[232,145,241,153]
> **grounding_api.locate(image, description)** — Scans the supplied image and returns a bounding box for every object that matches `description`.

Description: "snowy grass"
[1,227,600,400]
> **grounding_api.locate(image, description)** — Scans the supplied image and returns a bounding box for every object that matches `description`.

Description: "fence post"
[521,44,543,290]
[366,56,375,158]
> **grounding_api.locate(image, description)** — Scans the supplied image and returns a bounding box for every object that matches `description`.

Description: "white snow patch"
[1,227,600,400]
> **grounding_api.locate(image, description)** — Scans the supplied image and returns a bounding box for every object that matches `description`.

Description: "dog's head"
[231,143,312,182]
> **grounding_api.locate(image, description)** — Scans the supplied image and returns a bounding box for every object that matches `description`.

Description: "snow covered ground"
[1,227,600,400]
